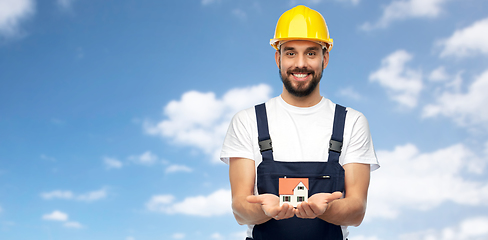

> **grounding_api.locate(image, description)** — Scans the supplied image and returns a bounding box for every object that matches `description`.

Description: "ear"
[275,50,281,69]
[323,51,329,69]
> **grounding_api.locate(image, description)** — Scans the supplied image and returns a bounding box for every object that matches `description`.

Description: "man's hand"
[294,192,343,219]
[247,194,294,220]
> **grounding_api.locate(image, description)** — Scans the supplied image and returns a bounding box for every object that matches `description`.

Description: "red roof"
[279,178,309,195]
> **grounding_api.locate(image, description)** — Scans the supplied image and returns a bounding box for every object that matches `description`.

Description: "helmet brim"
[270,38,333,51]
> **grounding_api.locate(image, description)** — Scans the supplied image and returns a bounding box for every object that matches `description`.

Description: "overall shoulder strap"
[255,103,274,161]
[328,104,347,163]
[256,103,346,162]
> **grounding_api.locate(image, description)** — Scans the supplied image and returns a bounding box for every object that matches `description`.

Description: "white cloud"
[41,190,74,200]
[146,189,232,217]
[485,142,488,157]
[42,210,84,228]
[337,0,360,5]
[369,50,423,108]
[210,231,247,240]
[165,164,193,174]
[232,9,247,21]
[147,195,174,207]
[210,232,223,240]
[428,66,449,82]
[129,151,158,166]
[399,216,488,240]
[103,157,123,169]
[438,17,488,58]
[352,236,381,240]
[201,0,220,6]
[57,0,75,11]
[229,231,248,240]
[367,143,488,220]
[41,188,107,202]
[126,237,135,240]
[288,0,361,6]
[42,210,68,221]
[145,84,272,162]
[423,69,488,128]
[289,0,322,5]
[337,86,362,100]
[0,0,34,38]
[76,188,107,202]
[361,0,448,30]
[172,233,185,239]
[106,152,163,168]
[63,221,83,229]
[40,154,56,161]
[442,71,464,93]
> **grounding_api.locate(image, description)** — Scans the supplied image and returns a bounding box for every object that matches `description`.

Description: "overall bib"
[250,103,347,240]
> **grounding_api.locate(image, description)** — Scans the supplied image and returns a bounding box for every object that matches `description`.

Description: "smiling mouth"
[293,73,309,78]
[291,72,312,81]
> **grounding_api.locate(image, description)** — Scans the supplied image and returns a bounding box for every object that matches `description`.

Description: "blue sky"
[1,0,488,239]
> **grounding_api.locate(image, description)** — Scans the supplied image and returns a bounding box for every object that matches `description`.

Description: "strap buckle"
[329,140,342,153]
[258,139,273,152]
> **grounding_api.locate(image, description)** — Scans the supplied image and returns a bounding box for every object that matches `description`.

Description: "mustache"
[286,67,314,75]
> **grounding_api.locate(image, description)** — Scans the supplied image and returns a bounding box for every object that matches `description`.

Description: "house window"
[283,196,291,202]
[297,196,305,202]
[297,186,304,190]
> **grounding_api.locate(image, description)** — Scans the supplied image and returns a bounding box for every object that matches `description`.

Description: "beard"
[279,66,323,97]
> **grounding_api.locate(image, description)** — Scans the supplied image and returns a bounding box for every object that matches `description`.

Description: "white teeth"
[293,73,308,78]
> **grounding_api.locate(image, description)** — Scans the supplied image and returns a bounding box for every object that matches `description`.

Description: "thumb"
[328,191,343,201]
[246,195,263,204]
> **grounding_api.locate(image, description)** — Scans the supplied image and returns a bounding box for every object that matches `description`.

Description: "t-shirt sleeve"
[341,112,380,171]
[220,110,256,165]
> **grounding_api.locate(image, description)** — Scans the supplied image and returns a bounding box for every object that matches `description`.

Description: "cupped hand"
[294,191,343,219]
[247,194,294,220]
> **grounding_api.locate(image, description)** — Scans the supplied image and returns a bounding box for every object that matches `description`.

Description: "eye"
[307,52,317,56]
[285,52,296,56]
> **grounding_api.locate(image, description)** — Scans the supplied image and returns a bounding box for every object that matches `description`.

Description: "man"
[220,5,379,240]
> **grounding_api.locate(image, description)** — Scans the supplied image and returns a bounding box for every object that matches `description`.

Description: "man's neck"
[281,87,323,108]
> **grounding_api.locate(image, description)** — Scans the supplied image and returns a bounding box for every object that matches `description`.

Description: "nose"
[295,54,307,69]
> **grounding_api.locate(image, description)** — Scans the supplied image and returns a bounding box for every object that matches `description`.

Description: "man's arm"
[295,163,371,226]
[320,163,370,226]
[229,157,294,225]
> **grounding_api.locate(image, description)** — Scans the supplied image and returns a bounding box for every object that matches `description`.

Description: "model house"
[279,177,309,207]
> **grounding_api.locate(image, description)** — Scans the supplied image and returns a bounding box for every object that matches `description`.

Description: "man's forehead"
[280,40,323,50]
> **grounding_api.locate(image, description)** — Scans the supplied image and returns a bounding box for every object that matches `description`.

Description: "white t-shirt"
[220,96,379,239]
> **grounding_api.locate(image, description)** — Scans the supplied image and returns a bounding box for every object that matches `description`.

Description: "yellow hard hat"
[270,5,333,51]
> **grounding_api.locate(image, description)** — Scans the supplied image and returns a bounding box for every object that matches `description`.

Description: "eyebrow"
[306,46,320,51]
[282,46,295,51]
[282,46,320,51]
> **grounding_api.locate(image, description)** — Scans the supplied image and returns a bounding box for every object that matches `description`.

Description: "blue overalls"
[249,103,347,240]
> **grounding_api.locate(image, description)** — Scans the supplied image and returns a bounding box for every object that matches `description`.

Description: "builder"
[221,5,380,240]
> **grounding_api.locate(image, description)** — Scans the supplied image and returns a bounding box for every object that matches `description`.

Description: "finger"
[294,203,303,218]
[275,204,288,219]
[270,206,282,218]
[284,204,295,219]
[277,203,295,219]
[295,202,313,219]
[296,203,308,218]
[261,204,279,218]
[308,201,326,216]
[300,201,316,218]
